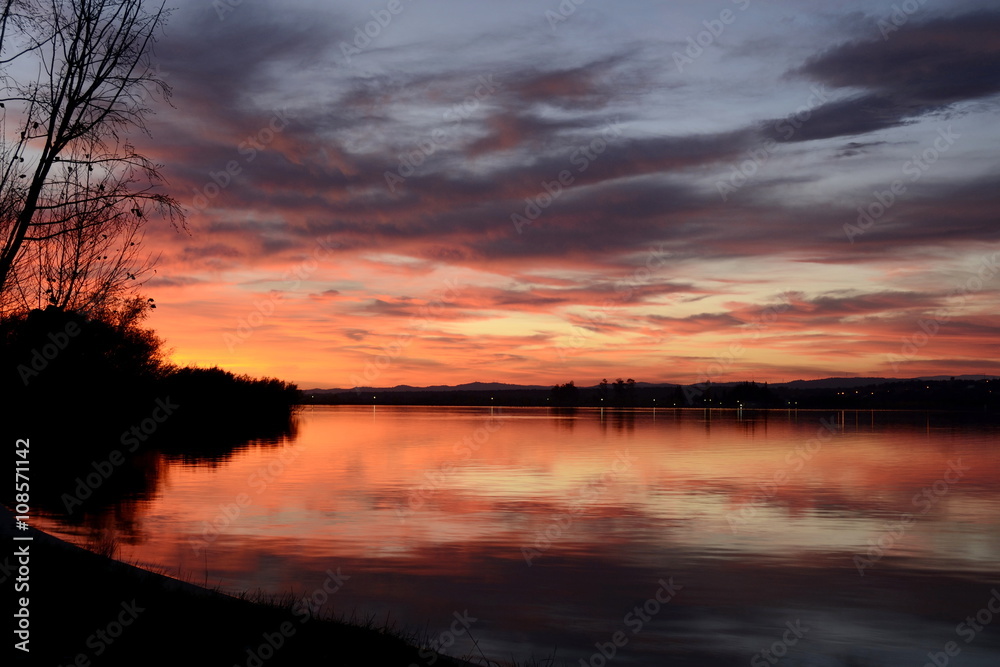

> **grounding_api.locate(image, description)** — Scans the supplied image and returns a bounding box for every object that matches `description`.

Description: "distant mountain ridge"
[304,375,998,394]
[779,375,999,389]
[312,381,550,393]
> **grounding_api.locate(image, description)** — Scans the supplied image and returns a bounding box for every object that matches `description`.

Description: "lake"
[38,406,1000,666]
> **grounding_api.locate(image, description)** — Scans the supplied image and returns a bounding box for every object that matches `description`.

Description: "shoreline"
[2,504,483,666]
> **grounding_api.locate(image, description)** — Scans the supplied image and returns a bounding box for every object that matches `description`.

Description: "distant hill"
[300,376,999,413]
[304,381,550,394]
[305,376,997,395]
[304,380,684,394]
[776,377,892,390]
[777,375,998,389]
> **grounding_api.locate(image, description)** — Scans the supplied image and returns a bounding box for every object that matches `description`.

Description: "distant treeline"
[305,378,998,413]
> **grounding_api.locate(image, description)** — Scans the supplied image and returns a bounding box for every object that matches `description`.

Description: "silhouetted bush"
[155,365,300,457]
[2,306,300,514]
[2,305,164,422]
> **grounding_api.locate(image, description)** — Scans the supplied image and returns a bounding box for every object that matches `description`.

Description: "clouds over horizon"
[131,1,999,386]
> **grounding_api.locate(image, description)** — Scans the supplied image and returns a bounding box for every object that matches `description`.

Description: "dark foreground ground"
[3,505,481,667]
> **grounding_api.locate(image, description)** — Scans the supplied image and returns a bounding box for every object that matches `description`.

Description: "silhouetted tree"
[549,380,580,406]
[611,377,637,406]
[0,0,183,315]
[725,381,777,408]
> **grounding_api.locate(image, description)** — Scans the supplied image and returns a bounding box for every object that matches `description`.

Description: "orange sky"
[109,2,999,388]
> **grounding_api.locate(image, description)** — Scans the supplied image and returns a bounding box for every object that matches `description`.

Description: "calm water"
[40,406,1000,666]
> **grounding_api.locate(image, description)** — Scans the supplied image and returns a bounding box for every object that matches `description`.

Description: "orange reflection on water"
[37,407,1000,583]
[34,406,1000,665]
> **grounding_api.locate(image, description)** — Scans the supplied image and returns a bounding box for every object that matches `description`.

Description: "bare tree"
[2,132,161,316]
[4,168,157,314]
[0,0,182,315]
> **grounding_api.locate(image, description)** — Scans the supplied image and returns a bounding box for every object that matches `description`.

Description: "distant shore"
[301,377,999,413]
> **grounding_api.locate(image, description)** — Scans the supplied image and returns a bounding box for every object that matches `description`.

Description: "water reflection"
[36,414,299,549]
[39,406,1000,665]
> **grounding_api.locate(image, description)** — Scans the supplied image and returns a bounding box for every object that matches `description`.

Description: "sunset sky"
[136,0,1000,388]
